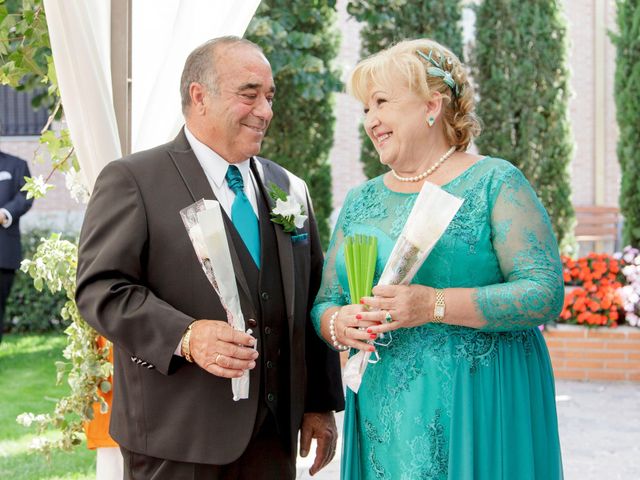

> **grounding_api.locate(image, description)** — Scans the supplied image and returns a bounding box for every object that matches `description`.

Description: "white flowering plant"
[268,182,307,233]
[617,246,640,327]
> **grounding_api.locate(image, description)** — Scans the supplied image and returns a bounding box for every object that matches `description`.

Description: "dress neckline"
[380,155,491,195]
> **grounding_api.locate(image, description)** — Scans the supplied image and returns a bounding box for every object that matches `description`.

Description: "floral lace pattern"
[312,157,564,479]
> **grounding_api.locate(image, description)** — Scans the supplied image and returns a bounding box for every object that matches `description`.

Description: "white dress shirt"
[184,126,259,217]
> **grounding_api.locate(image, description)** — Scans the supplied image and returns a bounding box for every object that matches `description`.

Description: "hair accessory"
[416,50,461,98]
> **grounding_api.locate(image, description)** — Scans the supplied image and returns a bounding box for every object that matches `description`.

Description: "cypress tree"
[473,0,575,251]
[246,1,341,246]
[610,0,640,246]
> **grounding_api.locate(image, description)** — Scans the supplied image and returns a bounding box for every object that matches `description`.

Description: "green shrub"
[610,0,640,246]
[347,0,464,179]
[5,229,69,333]
[246,0,341,247]
[472,0,575,252]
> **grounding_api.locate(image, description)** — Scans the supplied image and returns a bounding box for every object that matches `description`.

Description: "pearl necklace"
[391,146,456,183]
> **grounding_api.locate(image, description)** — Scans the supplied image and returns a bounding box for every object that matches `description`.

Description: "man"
[0,146,33,343]
[75,37,344,479]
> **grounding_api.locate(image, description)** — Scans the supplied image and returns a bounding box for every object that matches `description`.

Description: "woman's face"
[363,80,429,169]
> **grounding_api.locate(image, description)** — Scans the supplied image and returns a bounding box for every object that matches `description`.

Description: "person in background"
[0,141,34,343]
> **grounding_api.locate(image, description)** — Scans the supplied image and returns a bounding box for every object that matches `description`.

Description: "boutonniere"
[268,182,308,233]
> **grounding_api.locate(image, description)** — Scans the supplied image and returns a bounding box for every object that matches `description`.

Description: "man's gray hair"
[180,36,263,113]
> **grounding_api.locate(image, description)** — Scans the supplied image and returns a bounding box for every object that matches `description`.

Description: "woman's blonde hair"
[347,38,481,151]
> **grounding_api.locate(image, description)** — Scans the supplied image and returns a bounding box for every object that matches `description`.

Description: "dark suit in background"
[0,150,33,342]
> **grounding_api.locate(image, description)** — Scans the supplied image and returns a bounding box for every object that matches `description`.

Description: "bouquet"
[343,182,463,393]
[180,199,255,401]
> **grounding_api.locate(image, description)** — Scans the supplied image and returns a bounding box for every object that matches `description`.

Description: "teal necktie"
[225,165,260,267]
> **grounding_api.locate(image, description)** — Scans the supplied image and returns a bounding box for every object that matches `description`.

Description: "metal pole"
[111,0,132,156]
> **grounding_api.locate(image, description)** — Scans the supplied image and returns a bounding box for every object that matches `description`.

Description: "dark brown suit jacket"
[76,129,343,465]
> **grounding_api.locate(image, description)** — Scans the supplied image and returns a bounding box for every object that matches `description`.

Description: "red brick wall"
[544,326,640,381]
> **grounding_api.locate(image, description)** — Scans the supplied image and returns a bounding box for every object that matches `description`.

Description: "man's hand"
[0,211,6,225]
[299,411,338,476]
[189,320,258,378]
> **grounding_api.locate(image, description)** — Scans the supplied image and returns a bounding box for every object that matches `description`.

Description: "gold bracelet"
[433,289,445,323]
[181,323,195,362]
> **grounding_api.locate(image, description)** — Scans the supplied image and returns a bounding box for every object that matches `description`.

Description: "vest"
[224,172,290,436]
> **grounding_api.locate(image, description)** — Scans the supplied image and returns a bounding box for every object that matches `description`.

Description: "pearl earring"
[427,116,435,127]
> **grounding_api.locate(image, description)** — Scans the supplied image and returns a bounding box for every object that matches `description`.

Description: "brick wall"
[544,326,640,382]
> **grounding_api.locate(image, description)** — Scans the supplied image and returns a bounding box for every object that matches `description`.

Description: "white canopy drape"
[44,0,261,190]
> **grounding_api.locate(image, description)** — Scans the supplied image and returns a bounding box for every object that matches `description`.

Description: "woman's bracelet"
[329,309,349,351]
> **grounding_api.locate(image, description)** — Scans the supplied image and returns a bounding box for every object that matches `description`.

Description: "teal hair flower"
[416,50,461,98]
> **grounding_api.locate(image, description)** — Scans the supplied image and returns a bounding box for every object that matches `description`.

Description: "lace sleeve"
[310,192,353,338]
[474,166,564,332]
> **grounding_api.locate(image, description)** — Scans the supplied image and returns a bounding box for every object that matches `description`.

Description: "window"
[0,85,50,136]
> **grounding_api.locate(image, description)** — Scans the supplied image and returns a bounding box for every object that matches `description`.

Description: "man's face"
[199,45,275,163]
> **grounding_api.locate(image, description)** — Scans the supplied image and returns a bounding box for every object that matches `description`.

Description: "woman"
[312,38,564,479]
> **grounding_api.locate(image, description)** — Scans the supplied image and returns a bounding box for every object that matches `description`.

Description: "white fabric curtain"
[43,0,121,190]
[43,0,261,190]
[132,0,260,152]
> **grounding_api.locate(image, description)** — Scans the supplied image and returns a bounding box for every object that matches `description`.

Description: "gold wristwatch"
[433,289,445,323]
[181,323,195,362]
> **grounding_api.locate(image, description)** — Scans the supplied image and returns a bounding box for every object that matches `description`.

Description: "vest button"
[247,318,257,328]
[264,326,272,335]
[266,361,273,369]
[267,393,275,402]
[261,291,269,301]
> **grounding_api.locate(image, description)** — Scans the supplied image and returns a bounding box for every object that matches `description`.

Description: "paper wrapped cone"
[181,199,254,401]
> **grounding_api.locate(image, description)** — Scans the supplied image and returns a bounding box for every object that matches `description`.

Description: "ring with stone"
[384,311,393,323]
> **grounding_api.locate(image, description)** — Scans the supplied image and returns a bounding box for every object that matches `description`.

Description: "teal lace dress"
[311,157,564,479]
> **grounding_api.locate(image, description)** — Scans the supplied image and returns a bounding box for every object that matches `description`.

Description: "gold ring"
[343,326,349,338]
[214,353,222,365]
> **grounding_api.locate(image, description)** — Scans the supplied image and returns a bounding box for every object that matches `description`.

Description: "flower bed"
[547,248,640,381]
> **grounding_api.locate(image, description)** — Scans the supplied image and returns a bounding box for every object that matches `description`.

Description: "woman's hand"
[322,304,379,353]
[360,284,434,335]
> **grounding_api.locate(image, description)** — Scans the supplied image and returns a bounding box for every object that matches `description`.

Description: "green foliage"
[246,0,341,246]
[610,0,640,246]
[5,229,68,333]
[0,334,95,478]
[472,0,575,252]
[16,234,111,455]
[347,0,464,179]
[0,0,57,111]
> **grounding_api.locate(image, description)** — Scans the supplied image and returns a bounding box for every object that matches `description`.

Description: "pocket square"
[0,171,12,181]
[291,233,309,245]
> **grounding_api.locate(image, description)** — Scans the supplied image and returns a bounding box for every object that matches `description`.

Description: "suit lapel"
[251,159,295,336]
[168,129,255,314]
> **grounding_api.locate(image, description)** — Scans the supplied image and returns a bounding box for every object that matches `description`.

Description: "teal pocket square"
[291,233,309,245]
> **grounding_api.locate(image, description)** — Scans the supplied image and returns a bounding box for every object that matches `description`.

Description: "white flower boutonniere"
[268,183,308,233]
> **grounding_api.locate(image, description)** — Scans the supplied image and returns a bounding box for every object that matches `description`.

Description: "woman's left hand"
[360,284,434,335]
